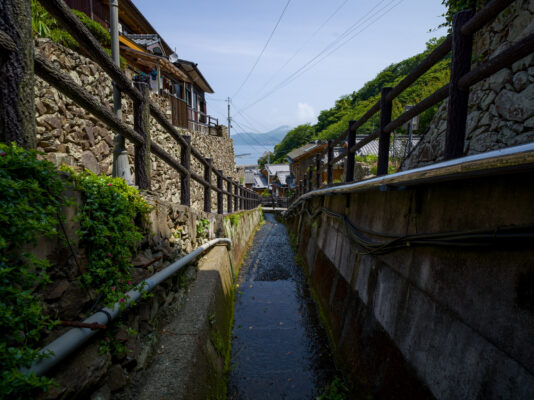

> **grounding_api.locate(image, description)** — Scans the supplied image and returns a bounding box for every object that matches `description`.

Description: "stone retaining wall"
[34,38,237,212]
[402,0,534,169]
[33,184,262,399]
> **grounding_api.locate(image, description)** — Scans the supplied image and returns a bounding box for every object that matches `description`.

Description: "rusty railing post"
[180,135,191,206]
[445,9,475,160]
[316,154,322,188]
[133,78,151,189]
[346,121,356,182]
[0,0,36,148]
[217,170,223,214]
[327,139,333,185]
[377,87,393,176]
[203,158,212,213]
[227,177,233,213]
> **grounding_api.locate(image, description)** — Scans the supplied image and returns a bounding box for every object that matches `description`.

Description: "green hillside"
[269,37,451,164]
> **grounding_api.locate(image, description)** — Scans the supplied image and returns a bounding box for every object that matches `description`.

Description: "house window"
[174,82,184,99]
[186,84,192,106]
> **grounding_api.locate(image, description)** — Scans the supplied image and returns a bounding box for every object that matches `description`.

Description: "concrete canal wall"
[285,170,534,399]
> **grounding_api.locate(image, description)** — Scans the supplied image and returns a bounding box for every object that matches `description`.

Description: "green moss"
[31,0,128,70]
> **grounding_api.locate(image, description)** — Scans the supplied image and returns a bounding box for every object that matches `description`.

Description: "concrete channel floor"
[228,213,337,400]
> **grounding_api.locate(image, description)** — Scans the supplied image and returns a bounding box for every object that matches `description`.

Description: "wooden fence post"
[315,154,321,189]
[308,168,313,192]
[227,177,233,213]
[0,0,36,148]
[133,78,151,189]
[377,87,393,176]
[445,9,475,160]
[217,170,223,214]
[234,181,239,211]
[327,139,333,185]
[346,121,356,182]
[204,158,212,213]
[180,135,191,206]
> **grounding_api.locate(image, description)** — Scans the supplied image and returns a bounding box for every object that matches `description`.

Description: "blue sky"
[134,0,448,133]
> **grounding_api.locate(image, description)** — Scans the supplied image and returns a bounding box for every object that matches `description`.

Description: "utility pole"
[110,0,132,184]
[226,97,232,136]
[267,152,270,195]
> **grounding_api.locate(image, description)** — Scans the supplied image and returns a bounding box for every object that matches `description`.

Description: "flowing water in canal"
[228,213,337,399]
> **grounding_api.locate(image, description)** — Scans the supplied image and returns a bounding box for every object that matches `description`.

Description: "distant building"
[287,141,344,184]
[263,164,292,197]
[243,164,293,196]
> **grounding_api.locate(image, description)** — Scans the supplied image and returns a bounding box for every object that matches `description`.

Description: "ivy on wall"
[0,143,151,398]
[0,143,63,398]
[61,167,152,306]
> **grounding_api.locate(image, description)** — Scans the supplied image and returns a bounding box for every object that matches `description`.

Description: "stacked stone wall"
[33,185,261,399]
[402,0,534,169]
[34,38,237,212]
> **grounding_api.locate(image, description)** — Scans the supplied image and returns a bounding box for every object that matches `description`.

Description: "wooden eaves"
[120,45,190,83]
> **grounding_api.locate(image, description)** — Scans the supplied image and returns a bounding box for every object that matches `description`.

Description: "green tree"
[257,151,274,168]
[272,124,315,163]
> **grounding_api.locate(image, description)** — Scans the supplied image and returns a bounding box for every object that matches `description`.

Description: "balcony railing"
[166,92,220,135]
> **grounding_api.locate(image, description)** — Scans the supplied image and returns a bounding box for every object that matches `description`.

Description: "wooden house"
[64,0,220,135]
[286,141,344,184]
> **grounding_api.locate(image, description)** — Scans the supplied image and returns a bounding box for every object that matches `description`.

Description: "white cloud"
[296,102,316,124]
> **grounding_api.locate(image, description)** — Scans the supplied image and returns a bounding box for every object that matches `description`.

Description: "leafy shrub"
[317,377,349,400]
[196,218,210,238]
[0,144,152,397]
[62,167,152,306]
[0,143,64,398]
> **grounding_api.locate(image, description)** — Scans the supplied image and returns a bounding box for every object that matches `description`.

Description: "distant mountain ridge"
[231,125,291,146]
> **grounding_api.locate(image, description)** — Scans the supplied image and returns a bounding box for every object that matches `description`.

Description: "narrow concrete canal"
[228,213,337,399]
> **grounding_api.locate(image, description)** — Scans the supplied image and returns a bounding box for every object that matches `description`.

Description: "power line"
[238,0,403,112]
[232,119,274,154]
[240,0,395,111]
[232,0,292,99]
[254,0,351,101]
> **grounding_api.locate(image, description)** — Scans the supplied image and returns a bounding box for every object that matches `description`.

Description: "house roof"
[244,170,256,185]
[265,164,290,175]
[352,135,421,157]
[120,45,189,82]
[124,33,162,50]
[286,141,326,162]
[254,173,268,189]
[175,59,214,94]
[115,0,174,56]
[275,171,291,186]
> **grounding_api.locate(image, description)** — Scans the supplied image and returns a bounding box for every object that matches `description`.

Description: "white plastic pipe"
[27,238,232,377]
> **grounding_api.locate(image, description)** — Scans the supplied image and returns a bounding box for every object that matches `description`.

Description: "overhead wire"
[232,119,274,154]
[232,0,293,99]
[238,0,403,112]
[254,0,351,101]
[240,0,399,111]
